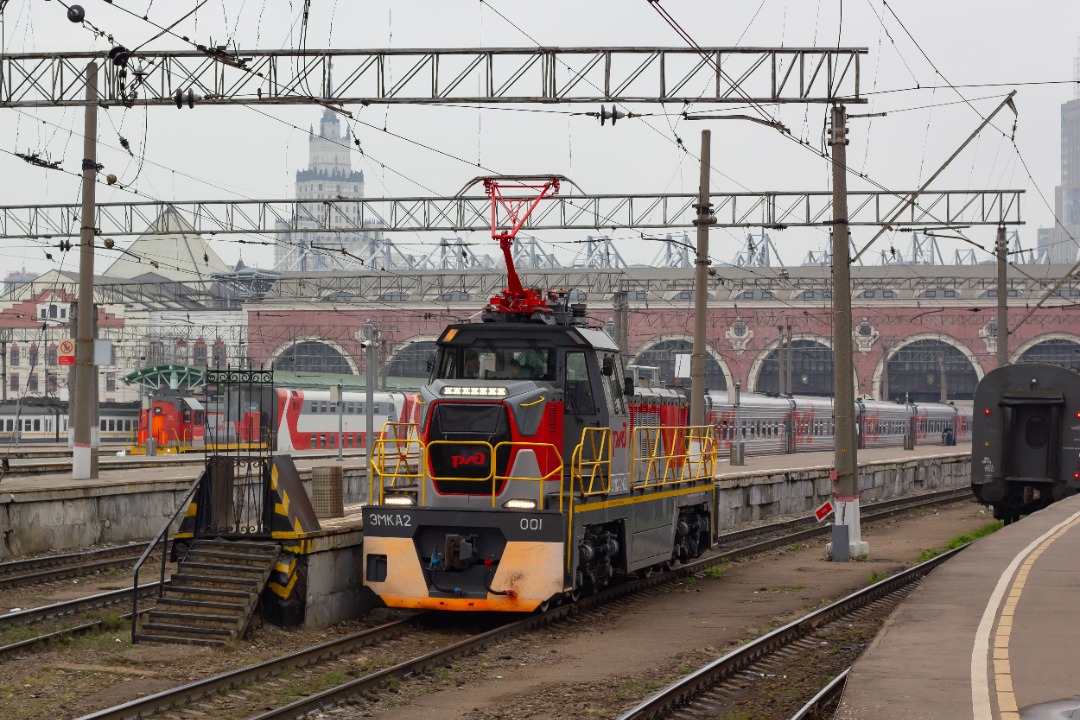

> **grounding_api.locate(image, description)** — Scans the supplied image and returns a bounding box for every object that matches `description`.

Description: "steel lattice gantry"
[0,189,1023,238]
[0,47,867,108]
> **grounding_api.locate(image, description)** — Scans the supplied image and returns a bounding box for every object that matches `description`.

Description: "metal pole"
[336,382,343,462]
[939,354,947,403]
[996,225,1008,366]
[786,325,794,396]
[73,61,98,480]
[880,344,889,401]
[690,129,713,427]
[731,379,744,466]
[363,323,377,488]
[828,104,866,559]
[777,326,785,395]
[613,290,629,362]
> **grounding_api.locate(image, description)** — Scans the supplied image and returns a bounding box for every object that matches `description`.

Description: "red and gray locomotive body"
[362,302,716,612]
[972,363,1080,523]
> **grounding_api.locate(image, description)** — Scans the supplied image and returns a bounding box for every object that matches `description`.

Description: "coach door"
[1000,393,1063,481]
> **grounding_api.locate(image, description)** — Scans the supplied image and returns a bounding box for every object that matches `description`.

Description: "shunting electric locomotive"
[362,178,716,611]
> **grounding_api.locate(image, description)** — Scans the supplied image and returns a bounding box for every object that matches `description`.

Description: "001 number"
[519,518,543,531]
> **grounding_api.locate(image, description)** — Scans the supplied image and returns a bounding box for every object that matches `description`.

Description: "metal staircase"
[135,539,280,646]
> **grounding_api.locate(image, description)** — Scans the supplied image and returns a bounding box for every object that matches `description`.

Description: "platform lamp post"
[360,323,379,489]
[333,382,344,462]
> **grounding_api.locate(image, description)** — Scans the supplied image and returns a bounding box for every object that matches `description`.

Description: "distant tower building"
[1042,41,1080,264]
[275,108,378,271]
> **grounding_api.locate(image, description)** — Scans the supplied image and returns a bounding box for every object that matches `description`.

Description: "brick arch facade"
[268,335,359,375]
[631,333,732,389]
[1011,332,1080,362]
[746,333,837,394]
[870,333,984,401]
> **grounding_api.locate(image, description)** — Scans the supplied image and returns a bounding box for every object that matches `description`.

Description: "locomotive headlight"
[442,386,508,398]
[383,495,415,507]
[503,498,537,511]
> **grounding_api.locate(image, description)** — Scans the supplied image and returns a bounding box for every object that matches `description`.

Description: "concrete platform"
[836,492,1080,720]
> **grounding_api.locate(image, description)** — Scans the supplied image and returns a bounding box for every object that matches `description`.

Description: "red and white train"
[132,388,417,454]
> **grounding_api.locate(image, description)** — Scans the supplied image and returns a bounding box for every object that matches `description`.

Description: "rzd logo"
[451,451,487,468]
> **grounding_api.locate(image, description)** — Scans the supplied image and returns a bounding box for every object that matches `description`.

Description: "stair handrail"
[130,469,204,643]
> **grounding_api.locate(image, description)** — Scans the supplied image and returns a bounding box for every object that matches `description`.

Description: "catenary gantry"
[0,190,1023,238]
[0,47,866,108]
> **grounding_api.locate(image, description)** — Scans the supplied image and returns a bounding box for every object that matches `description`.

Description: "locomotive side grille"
[427,402,512,495]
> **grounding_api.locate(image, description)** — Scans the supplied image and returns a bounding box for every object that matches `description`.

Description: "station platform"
[836,492,1080,720]
[0,443,962,494]
[0,449,370,493]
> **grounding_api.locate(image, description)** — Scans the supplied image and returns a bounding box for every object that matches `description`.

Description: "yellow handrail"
[573,427,612,496]
[370,435,566,510]
[631,424,718,489]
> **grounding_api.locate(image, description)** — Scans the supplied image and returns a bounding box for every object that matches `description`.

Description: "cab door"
[563,351,606,490]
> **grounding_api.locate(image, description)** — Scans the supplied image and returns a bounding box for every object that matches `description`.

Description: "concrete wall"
[0,482,194,560]
[714,453,971,527]
[0,467,369,561]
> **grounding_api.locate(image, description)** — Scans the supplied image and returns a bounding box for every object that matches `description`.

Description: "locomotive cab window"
[565,352,597,415]
[438,346,554,381]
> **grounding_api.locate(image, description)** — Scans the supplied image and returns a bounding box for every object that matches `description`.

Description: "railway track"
[617,547,965,720]
[0,584,162,662]
[0,542,148,590]
[73,488,972,720]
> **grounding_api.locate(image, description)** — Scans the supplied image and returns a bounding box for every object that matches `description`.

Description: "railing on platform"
[130,470,202,643]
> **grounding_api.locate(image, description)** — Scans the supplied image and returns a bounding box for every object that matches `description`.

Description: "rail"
[129,467,204,643]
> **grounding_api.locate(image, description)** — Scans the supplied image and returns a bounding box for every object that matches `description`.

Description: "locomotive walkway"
[836,492,1080,720]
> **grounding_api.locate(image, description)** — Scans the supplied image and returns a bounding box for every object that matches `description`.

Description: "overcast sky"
[0,0,1076,276]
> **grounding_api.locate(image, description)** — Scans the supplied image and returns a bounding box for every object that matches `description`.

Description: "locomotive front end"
[363,327,570,611]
